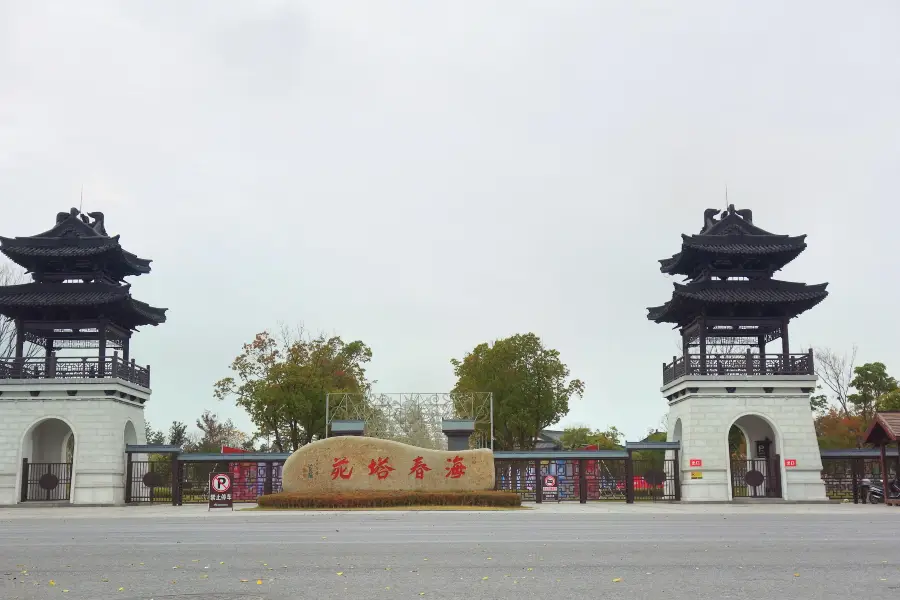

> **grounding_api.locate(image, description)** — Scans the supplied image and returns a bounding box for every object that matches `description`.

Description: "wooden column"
[781,317,790,370]
[757,335,766,375]
[122,335,130,364]
[698,317,707,375]
[535,460,543,503]
[14,319,24,359]
[881,443,889,508]
[98,322,107,377]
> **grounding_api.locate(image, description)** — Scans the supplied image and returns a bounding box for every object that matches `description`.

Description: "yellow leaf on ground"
[240,579,248,582]
[257,579,263,584]
[336,572,343,576]
[482,576,489,580]
[62,590,68,593]
[49,581,56,586]
[118,587,125,591]
[527,568,533,571]
[794,573,800,577]
[613,578,622,583]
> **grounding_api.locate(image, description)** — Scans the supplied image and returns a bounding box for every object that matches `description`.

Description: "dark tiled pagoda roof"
[0,208,152,280]
[0,282,167,329]
[659,206,807,276]
[647,280,828,326]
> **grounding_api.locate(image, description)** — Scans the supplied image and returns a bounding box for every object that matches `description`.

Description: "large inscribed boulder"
[281,436,495,493]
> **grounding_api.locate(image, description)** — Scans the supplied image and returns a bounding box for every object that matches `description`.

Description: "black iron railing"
[663,350,814,385]
[20,460,73,502]
[494,456,679,503]
[0,355,150,387]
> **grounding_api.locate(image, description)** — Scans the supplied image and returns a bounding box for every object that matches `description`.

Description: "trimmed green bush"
[257,490,522,509]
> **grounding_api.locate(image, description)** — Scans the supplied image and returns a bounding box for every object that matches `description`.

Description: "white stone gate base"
[665,375,827,502]
[0,378,148,506]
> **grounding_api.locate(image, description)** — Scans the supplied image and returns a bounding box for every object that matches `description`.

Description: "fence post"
[625,450,635,504]
[673,448,681,501]
[20,458,28,502]
[534,460,542,503]
[125,452,133,504]
[171,456,181,506]
[264,462,274,496]
[578,459,587,503]
[850,457,859,504]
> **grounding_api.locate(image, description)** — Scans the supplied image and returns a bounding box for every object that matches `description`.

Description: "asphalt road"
[2,504,899,600]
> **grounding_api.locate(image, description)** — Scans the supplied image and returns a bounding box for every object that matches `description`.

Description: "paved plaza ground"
[2,502,899,599]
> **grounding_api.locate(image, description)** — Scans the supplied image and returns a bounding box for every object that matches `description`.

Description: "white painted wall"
[664,375,827,502]
[0,379,149,505]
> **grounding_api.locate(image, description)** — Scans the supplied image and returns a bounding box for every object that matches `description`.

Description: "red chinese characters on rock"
[445,455,467,479]
[367,457,395,480]
[331,457,353,480]
[409,456,431,479]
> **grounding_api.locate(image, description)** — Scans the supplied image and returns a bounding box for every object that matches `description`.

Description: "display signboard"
[784,459,797,468]
[541,474,560,503]
[209,472,233,510]
[689,459,702,467]
[690,471,703,480]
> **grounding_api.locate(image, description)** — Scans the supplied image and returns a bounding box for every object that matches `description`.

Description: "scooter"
[863,477,900,504]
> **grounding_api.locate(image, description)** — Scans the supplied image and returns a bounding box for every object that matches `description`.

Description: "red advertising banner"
[784,459,797,468]
[689,459,702,467]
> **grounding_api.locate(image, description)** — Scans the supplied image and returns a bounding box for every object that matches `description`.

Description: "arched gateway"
[649,206,828,502]
[0,208,167,505]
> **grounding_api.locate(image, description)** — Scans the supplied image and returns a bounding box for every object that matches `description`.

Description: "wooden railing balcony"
[0,353,150,388]
[662,349,814,386]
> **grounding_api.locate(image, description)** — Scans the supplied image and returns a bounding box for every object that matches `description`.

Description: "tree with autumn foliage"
[451,333,584,450]
[214,328,373,451]
[811,349,900,448]
[814,408,867,450]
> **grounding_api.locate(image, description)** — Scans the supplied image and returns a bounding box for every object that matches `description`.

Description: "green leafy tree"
[168,421,188,447]
[451,333,584,450]
[849,362,898,421]
[877,388,900,412]
[144,421,165,445]
[214,329,373,451]
[194,410,245,452]
[560,426,623,450]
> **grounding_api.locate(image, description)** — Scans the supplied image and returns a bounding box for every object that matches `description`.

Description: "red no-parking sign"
[209,472,233,510]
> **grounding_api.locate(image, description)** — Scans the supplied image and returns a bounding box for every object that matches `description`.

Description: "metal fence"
[20,460,73,502]
[821,451,900,503]
[494,449,680,503]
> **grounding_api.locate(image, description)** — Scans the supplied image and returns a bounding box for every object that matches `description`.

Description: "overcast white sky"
[2,1,898,441]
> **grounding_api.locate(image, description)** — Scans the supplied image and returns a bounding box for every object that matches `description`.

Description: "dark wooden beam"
[14,319,24,359]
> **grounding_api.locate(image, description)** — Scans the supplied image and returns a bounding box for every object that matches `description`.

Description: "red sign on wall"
[689,459,702,467]
[784,459,797,468]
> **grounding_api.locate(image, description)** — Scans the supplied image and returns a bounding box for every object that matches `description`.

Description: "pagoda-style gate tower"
[648,205,828,501]
[0,208,166,505]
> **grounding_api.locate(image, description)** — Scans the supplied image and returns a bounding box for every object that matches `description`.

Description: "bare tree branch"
[0,260,41,361]
[814,346,857,417]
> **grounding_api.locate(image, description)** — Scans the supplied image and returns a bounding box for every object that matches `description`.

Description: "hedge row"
[256,490,522,509]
